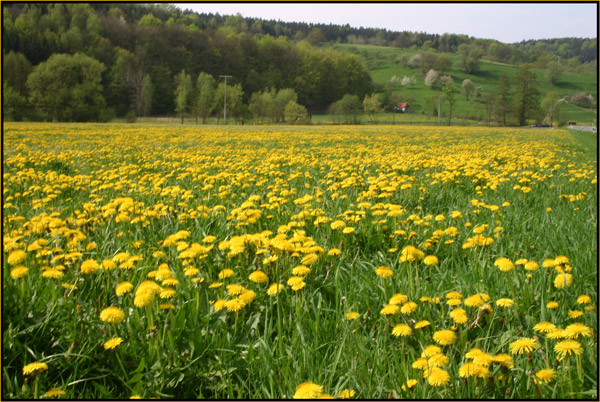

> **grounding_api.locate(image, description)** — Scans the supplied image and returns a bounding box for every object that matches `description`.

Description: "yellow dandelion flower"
[509,337,540,355]
[42,269,63,279]
[159,303,175,310]
[380,304,400,316]
[546,301,559,309]
[446,298,462,306]
[202,235,217,243]
[266,283,284,296]
[248,270,268,283]
[554,255,569,265]
[115,282,133,296]
[547,328,569,340]
[80,259,100,274]
[225,298,246,312]
[445,291,462,299]
[401,379,418,391]
[345,312,359,320]
[524,261,539,271]
[159,287,177,299]
[7,249,27,266]
[184,267,200,277]
[412,357,428,370]
[42,388,66,398]
[533,321,557,333]
[292,265,311,276]
[23,362,48,376]
[337,389,356,399]
[226,284,246,296]
[218,269,234,279]
[301,253,319,265]
[293,382,324,399]
[399,245,425,263]
[263,255,279,264]
[421,345,442,358]
[494,257,514,272]
[392,323,413,337]
[423,255,438,266]
[577,294,592,304]
[389,293,408,305]
[10,266,29,279]
[535,368,556,384]
[433,330,457,346]
[103,337,124,350]
[496,298,514,307]
[161,278,180,287]
[327,248,342,256]
[330,220,346,230]
[490,353,514,368]
[426,367,450,386]
[459,362,490,378]
[472,353,493,367]
[208,282,223,289]
[554,340,583,361]
[213,299,227,312]
[568,310,583,319]
[565,323,593,339]
[464,348,484,359]
[133,292,154,308]
[428,353,450,368]
[400,302,418,314]
[464,293,490,308]
[414,320,430,329]
[374,266,393,278]
[99,306,125,324]
[554,273,573,289]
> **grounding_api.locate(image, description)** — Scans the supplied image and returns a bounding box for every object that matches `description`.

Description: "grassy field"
[2,122,597,399]
[332,43,598,125]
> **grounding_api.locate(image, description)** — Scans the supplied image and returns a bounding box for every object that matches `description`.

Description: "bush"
[571,92,594,108]
[125,110,137,123]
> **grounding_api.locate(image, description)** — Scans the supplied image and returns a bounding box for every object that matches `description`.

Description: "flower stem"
[34,376,39,399]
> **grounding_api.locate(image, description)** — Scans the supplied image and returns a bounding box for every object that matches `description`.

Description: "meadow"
[2,122,597,399]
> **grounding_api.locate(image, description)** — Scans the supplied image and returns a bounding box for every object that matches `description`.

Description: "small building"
[396,102,410,113]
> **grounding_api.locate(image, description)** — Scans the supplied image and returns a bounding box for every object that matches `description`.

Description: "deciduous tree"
[27,52,105,121]
[174,69,192,123]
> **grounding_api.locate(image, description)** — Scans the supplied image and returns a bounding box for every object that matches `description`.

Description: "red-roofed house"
[396,102,410,113]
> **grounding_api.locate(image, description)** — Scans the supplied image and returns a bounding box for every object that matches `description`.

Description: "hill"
[332,43,597,125]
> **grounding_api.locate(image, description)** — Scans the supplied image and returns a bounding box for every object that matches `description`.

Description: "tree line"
[3,3,372,121]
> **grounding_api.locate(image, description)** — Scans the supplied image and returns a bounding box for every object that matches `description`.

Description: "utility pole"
[219,75,232,124]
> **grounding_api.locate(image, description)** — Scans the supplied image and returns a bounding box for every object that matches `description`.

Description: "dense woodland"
[2,3,597,123]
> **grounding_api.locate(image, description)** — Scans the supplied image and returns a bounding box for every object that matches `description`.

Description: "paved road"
[568,125,597,133]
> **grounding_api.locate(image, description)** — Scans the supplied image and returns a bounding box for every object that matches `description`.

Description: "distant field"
[332,43,598,125]
[3,123,597,399]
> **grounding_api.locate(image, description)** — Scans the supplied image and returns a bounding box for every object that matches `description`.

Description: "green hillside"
[333,43,597,125]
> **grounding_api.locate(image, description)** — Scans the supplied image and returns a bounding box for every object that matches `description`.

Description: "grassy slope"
[332,43,597,125]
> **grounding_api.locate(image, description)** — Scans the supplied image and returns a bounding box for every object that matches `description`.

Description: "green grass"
[2,122,597,399]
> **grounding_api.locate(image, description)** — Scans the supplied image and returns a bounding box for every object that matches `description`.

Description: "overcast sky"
[173,3,597,43]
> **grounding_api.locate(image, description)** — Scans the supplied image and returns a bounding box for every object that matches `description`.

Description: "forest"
[2,3,597,123]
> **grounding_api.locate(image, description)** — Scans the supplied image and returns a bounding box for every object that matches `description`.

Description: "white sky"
[173,3,597,43]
